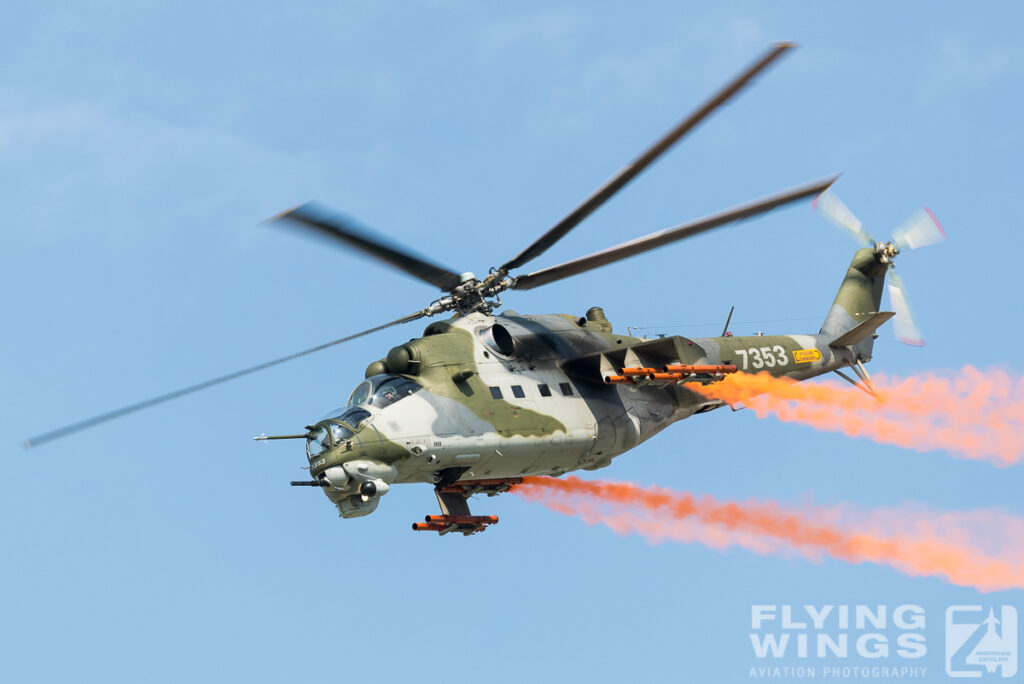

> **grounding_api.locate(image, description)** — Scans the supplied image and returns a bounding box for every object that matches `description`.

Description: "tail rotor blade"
[891,207,947,251]
[813,189,873,245]
[888,273,925,347]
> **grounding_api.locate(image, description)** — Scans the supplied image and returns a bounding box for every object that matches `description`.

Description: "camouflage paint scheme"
[309,247,889,518]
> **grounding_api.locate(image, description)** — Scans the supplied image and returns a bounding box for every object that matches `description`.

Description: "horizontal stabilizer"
[829,311,895,348]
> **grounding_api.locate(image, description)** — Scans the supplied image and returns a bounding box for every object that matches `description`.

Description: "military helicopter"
[26,43,945,535]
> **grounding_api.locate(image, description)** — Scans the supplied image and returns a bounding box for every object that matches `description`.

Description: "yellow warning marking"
[793,348,822,363]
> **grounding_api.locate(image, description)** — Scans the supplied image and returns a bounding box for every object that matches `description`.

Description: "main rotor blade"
[271,203,463,291]
[23,312,426,449]
[512,175,838,290]
[500,42,797,273]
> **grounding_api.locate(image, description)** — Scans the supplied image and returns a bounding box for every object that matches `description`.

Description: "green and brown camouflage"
[307,248,895,519]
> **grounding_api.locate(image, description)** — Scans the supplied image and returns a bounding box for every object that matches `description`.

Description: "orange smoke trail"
[685,367,1024,465]
[515,476,1024,592]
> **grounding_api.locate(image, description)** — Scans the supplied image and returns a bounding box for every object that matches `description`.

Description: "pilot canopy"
[305,374,422,460]
[346,374,422,409]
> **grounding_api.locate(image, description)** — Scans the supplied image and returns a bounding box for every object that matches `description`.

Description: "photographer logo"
[946,606,1017,678]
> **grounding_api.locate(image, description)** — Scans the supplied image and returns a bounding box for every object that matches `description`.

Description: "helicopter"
[25,43,945,535]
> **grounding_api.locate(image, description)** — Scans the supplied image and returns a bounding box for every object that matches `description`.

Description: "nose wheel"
[412,478,522,536]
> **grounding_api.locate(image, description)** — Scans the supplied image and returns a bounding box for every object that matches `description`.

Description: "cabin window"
[559,382,574,396]
[538,384,551,397]
[489,386,503,399]
[511,385,525,399]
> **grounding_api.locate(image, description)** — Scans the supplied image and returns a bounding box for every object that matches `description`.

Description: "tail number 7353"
[734,345,788,370]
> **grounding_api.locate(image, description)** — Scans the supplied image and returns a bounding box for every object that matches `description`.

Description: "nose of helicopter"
[305,405,373,462]
[314,445,399,519]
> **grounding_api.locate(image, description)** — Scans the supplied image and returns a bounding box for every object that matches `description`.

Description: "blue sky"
[3,3,1023,683]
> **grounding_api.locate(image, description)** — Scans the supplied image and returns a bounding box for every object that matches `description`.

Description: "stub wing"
[561,336,681,383]
[412,478,522,536]
[560,336,736,386]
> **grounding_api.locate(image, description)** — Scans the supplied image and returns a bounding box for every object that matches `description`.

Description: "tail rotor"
[814,189,946,346]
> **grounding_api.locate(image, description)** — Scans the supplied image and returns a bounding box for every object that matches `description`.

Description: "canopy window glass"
[306,426,330,459]
[320,406,371,427]
[307,408,372,460]
[347,374,422,409]
[329,423,354,444]
[347,381,372,407]
[338,407,370,427]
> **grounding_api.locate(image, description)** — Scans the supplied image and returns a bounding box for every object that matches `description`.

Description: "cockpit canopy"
[347,374,422,410]
[319,406,372,425]
[307,406,372,460]
[307,375,421,461]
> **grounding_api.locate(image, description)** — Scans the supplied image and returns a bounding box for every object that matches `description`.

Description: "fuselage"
[303,308,854,517]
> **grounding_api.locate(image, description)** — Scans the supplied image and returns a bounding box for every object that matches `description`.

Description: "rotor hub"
[424,274,513,316]
[875,241,900,266]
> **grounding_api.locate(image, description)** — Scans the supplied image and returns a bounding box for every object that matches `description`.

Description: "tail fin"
[820,247,890,359]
